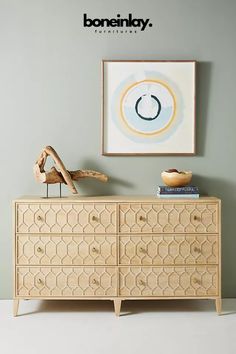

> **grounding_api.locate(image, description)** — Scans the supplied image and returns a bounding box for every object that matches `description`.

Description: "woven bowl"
[161,170,192,187]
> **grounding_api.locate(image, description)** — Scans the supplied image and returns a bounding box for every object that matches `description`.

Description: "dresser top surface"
[14,195,221,203]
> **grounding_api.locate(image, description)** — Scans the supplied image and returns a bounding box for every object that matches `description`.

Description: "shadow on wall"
[193,174,236,297]
[74,159,135,196]
[196,61,212,156]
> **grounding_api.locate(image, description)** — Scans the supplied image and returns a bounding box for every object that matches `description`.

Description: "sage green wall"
[0,0,235,299]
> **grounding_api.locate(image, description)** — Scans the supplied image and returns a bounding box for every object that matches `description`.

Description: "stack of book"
[157,186,199,198]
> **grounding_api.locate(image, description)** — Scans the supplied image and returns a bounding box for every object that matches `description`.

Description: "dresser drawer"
[16,235,117,266]
[119,203,218,233]
[119,234,218,265]
[16,203,116,234]
[119,266,218,297]
[16,267,117,297]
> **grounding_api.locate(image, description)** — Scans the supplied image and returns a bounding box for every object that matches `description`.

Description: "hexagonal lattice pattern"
[17,267,117,297]
[14,199,220,303]
[16,203,116,233]
[17,235,117,265]
[119,266,218,297]
[119,203,218,233]
[119,234,218,265]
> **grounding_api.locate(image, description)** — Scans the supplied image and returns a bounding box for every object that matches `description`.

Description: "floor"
[0,299,236,354]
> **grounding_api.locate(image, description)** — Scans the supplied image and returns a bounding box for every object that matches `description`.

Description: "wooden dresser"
[13,196,221,316]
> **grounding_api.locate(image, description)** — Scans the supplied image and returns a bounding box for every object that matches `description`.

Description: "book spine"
[158,191,199,195]
[158,187,199,194]
[157,194,199,199]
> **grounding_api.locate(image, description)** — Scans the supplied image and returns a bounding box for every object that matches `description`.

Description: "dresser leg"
[215,298,222,315]
[113,299,122,317]
[13,299,19,317]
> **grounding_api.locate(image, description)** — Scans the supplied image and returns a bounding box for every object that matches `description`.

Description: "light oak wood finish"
[17,267,117,297]
[16,203,116,234]
[119,203,218,233]
[13,299,19,317]
[119,234,218,265]
[16,235,117,265]
[113,299,122,316]
[215,297,222,315]
[119,266,218,297]
[13,196,221,316]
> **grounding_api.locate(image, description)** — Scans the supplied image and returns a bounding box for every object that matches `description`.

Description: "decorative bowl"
[161,169,192,187]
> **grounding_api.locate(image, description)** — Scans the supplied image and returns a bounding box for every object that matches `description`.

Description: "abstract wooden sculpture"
[33,146,108,194]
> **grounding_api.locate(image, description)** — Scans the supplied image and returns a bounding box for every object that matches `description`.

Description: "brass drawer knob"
[139,280,146,286]
[139,216,146,222]
[193,278,201,285]
[194,246,201,253]
[92,215,99,222]
[37,215,43,221]
[37,278,43,285]
[92,247,98,253]
[92,279,98,285]
[37,247,43,253]
[139,247,147,254]
[193,215,199,221]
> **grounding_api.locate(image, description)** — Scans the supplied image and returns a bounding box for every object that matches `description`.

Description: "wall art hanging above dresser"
[102,60,196,156]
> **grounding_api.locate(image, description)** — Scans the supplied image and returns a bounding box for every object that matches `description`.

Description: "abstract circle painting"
[102,61,196,155]
[120,80,176,136]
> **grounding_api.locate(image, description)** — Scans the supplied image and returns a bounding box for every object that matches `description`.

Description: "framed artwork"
[102,60,196,155]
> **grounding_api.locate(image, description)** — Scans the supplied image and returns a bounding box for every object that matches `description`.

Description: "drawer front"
[119,203,218,233]
[119,235,218,265]
[17,235,117,266]
[16,203,116,234]
[119,266,218,297]
[16,267,117,297]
